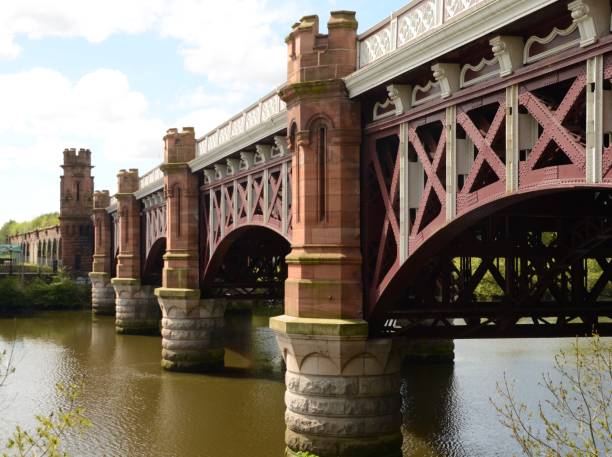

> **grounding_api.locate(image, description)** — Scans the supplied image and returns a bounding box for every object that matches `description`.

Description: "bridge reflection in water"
[0,311,601,457]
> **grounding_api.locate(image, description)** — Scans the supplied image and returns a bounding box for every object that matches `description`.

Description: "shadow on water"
[400,362,465,457]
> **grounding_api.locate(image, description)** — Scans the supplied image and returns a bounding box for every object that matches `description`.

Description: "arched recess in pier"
[202,225,291,304]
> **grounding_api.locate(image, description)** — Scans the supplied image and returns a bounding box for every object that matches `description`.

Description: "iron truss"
[375,190,612,338]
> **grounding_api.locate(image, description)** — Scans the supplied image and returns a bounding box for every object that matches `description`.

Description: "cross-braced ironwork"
[457,95,506,213]
[376,190,612,338]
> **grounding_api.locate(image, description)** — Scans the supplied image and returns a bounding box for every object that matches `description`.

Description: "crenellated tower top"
[62,148,92,168]
[117,169,140,194]
[164,127,196,164]
[285,11,358,85]
[93,190,110,210]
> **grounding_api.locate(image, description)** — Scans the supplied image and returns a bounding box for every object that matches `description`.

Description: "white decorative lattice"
[445,0,483,20]
[231,117,245,137]
[245,105,261,130]
[397,0,439,46]
[357,0,487,68]
[218,124,232,145]
[139,166,163,190]
[360,23,395,67]
[261,94,281,121]
[196,90,287,155]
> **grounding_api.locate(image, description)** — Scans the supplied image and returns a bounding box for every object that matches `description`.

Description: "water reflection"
[401,363,463,456]
[0,311,604,457]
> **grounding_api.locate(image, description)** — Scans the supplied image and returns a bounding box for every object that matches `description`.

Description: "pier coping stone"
[111,277,140,286]
[155,287,200,300]
[270,315,368,337]
[89,272,110,280]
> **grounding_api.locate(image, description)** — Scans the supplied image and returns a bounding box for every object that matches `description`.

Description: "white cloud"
[0,0,294,90]
[159,0,291,89]
[0,0,163,57]
[0,68,165,165]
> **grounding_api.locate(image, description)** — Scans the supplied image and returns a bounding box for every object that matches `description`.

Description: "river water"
[0,311,593,456]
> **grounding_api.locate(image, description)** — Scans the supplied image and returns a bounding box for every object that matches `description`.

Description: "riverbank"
[0,276,90,315]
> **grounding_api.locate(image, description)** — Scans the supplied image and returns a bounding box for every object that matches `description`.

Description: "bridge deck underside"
[375,189,612,339]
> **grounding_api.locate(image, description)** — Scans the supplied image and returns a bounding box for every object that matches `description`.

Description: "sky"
[0,0,410,226]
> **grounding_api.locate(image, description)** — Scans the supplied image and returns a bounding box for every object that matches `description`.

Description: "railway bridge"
[90,1,612,455]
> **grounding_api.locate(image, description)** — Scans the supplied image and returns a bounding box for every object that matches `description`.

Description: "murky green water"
[0,311,596,456]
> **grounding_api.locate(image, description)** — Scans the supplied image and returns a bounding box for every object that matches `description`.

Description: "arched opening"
[202,226,290,373]
[203,226,291,305]
[374,188,612,339]
[142,238,166,287]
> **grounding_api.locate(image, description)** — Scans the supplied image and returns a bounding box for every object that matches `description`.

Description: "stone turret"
[60,147,94,274]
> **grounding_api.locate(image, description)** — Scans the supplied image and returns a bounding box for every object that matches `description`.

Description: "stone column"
[272,12,402,457]
[111,169,161,334]
[89,190,115,315]
[272,318,403,457]
[155,127,226,372]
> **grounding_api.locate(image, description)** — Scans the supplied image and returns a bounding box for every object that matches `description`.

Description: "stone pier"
[157,293,226,371]
[271,317,402,457]
[90,190,115,315]
[272,12,403,456]
[111,169,161,334]
[155,127,226,371]
[90,272,115,315]
[114,279,160,334]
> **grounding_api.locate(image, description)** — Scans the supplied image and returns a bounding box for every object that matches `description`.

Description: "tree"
[492,334,611,456]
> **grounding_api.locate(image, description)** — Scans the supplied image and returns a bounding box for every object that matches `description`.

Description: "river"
[0,311,594,456]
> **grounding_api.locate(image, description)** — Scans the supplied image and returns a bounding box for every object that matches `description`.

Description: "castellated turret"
[59,147,95,274]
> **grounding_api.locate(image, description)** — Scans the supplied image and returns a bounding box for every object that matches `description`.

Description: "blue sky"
[0,0,409,226]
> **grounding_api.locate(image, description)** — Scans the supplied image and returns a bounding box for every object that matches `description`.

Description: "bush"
[0,276,90,315]
[0,278,28,313]
[492,334,611,456]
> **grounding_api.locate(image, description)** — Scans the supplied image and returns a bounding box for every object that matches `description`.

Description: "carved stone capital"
[386,84,412,115]
[240,151,255,170]
[431,63,460,98]
[274,135,289,156]
[203,168,216,184]
[490,35,524,77]
[226,158,241,175]
[568,0,611,47]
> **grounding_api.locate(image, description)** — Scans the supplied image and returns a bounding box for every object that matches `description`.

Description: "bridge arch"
[142,237,166,287]
[373,187,612,337]
[202,225,290,303]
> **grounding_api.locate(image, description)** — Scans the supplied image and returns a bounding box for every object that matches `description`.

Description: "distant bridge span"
[89,1,612,455]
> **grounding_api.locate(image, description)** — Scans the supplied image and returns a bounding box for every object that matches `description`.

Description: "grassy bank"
[0,276,90,315]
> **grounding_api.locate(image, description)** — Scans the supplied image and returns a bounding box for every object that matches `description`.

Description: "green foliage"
[0,277,90,315]
[1,382,91,457]
[492,335,612,456]
[1,340,91,457]
[0,344,16,388]
[0,213,60,242]
[295,453,320,457]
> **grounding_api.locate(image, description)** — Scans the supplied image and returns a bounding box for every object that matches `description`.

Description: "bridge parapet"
[195,90,286,158]
[358,0,485,68]
[138,166,163,196]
